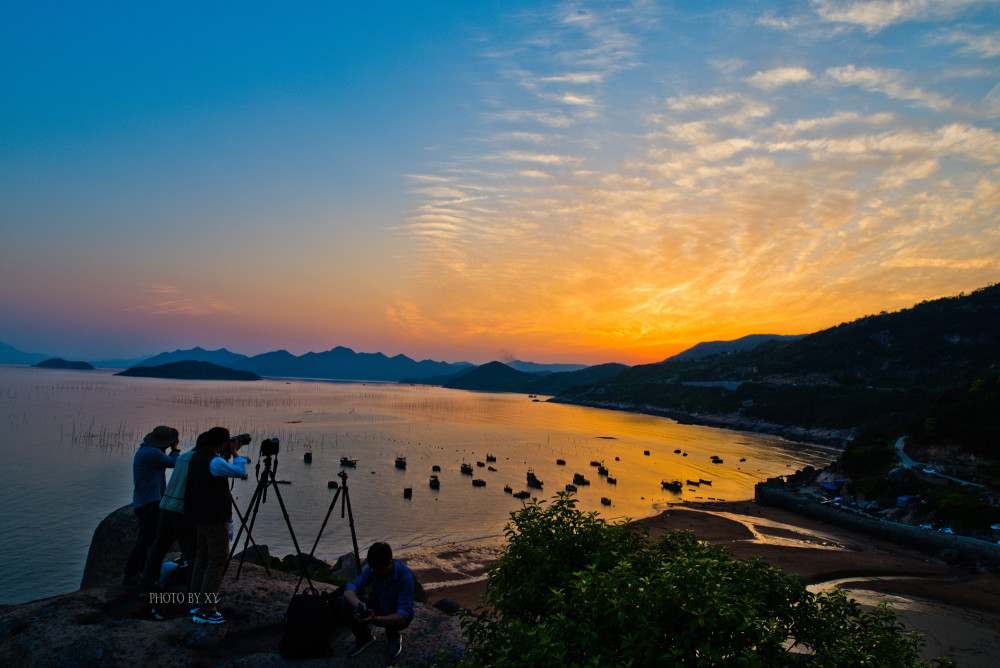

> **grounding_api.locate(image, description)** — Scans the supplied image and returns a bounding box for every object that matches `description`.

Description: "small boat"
[573,473,590,485]
[614,456,620,461]
[477,461,485,467]
[395,456,407,470]
[699,479,712,486]
[712,458,723,464]
[590,460,602,467]
[513,490,530,499]
[601,497,611,506]
[661,480,682,492]
[597,466,608,476]
[429,475,440,489]
[674,449,681,454]
[643,450,650,456]
[739,457,746,462]
[432,465,441,472]
[686,480,701,486]
[303,452,312,463]
[472,479,486,487]
[526,470,543,488]
[488,466,497,472]
[460,463,473,475]
[403,487,412,498]
[328,480,339,489]
[340,457,358,467]
[486,454,497,462]
[606,477,617,484]
[565,483,577,492]
[503,484,513,493]
[556,458,566,465]
[682,452,688,457]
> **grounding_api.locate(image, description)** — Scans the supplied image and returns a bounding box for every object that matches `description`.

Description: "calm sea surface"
[0,365,836,604]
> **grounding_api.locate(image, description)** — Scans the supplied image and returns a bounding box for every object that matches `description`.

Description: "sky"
[2,1,998,366]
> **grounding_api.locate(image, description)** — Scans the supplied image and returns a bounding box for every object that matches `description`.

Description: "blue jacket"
[133,445,179,509]
[346,559,415,621]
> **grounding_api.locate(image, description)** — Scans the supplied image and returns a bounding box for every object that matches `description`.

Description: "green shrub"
[461,493,951,667]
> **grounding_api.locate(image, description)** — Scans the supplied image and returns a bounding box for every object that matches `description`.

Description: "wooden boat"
[432,465,441,472]
[513,490,530,499]
[526,470,543,488]
[597,466,608,476]
[573,473,590,485]
[590,460,602,467]
[606,477,617,484]
[674,449,681,454]
[340,457,358,467]
[486,454,497,462]
[556,458,566,465]
[477,461,485,467]
[601,497,611,506]
[712,458,723,464]
[395,456,407,470]
[472,479,486,487]
[460,463,473,475]
[565,483,577,492]
[328,480,339,489]
[503,484,513,494]
[686,480,701,486]
[699,479,712,485]
[429,475,440,489]
[488,466,497,472]
[643,450,650,456]
[403,487,412,498]
[303,452,312,463]
[661,480,682,492]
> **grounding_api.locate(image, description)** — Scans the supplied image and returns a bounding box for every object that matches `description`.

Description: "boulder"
[330,550,361,580]
[232,544,273,567]
[80,504,137,589]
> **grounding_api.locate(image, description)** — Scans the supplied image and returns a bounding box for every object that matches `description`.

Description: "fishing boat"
[395,456,407,470]
[472,479,486,487]
[601,497,611,506]
[503,484,513,494]
[661,480,682,492]
[429,475,440,489]
[606,477,617,484]
[403,487,412,498]
[699,479,712,485]
[526,470,543,488]
[687,480,701,486]
[340,457,358,467]
[590,460,602,467]
[643,450,650,456]
[460,463,473,475]
[488,466,497,472]
[477,461,485,467]
[513,490,530,499]
[674,449,681,454]
[486,454,497,462]
[432,465,441,472]
[303,452,312,463]
[597,465,609,476]
[556,458,566,465]
[565,483,577,492]
[573,473,590,485]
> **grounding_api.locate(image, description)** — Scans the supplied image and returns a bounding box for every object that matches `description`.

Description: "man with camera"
[184,427,249,624]
[124,426,181,585]
[343,542,415,659]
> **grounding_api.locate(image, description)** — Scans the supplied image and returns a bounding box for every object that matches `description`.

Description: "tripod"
[293,469,362,595]
[226,450,314,589]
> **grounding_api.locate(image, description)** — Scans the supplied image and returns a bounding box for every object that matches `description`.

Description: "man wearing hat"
[124,426,181,584]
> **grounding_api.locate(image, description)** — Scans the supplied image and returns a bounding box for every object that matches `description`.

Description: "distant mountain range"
[117,360,261,381]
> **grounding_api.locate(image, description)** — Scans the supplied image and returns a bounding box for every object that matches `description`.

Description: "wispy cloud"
[747,66,815,90]
[812,0,992,33]
[123,285,235,316]
[827,65,954,111]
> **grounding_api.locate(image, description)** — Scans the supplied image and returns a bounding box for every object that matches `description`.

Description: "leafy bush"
[460,493,951,667]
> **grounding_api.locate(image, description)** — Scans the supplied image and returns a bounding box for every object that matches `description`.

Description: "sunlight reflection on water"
[0,365,836,604]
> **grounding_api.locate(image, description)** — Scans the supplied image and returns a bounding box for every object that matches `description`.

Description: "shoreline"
[547,396,852,448]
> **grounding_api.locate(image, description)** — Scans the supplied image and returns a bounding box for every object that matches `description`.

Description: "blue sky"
[2,1,998,364]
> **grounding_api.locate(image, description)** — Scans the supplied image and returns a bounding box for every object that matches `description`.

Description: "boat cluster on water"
[307,445,731,508]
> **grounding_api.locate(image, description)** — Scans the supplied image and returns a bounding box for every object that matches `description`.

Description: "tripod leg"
[265,469,316,592]
[234,477,268,580]
[226,489,272,577]
[343,487,363,579]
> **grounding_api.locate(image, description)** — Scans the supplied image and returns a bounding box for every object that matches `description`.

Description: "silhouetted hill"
[506,360,588,374]
[135,347,248,369]
[666,334,805,362]
[557,284,1000,442]
[436,361,630,395]
[0,340,48,365]
[116,361,260,381]
[34,358,94,370]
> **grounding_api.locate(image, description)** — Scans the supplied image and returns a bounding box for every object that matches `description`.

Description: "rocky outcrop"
[81,504,139,589]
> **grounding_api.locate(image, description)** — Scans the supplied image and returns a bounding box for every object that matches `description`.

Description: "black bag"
[279,586,332,658]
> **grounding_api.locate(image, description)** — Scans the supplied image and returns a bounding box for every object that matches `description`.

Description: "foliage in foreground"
[460,493,952,667]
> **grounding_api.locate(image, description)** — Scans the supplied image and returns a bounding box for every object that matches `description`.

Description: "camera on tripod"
[261,437,280,457]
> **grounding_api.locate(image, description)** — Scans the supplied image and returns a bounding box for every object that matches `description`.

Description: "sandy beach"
[399,500,1000,667]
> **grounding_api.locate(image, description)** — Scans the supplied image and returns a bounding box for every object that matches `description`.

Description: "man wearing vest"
[184,427,248,624]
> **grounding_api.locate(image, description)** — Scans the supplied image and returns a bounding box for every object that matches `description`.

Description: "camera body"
[354,602,368,619]
[261,437,280,457]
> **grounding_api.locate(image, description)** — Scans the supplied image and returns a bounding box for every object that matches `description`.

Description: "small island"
[34,358,95,370]
[115,360,260,381]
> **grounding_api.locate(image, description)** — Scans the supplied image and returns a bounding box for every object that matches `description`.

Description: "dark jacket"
[184,448,232,525]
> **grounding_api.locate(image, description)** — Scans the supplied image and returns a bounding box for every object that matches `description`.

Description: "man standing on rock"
[184,427,248,624]
[124,426,180,585]
[343,542,415,659]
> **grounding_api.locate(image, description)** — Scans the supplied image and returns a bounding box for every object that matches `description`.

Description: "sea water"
[0,365,836,604]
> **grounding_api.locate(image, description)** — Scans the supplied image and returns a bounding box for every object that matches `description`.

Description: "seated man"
[343,542,415,659]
